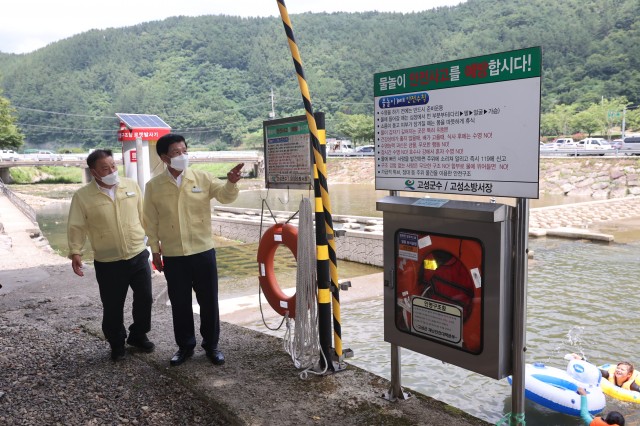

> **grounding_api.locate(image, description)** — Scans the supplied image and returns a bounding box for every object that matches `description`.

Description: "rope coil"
[283,197,326,378]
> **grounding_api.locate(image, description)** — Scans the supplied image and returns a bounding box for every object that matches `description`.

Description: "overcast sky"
[0,0,465,54]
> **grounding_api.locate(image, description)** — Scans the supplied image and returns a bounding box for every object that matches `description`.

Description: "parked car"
[540,142,558,151]
[327,139,354,155]
[544,139,577,150]
[355,145,375,155]
[611,139,624,150]
[621,136,640,155]
[553,137,575,146]
[572,138,611,156]
[36,150,62,161]
[0,149,20,161]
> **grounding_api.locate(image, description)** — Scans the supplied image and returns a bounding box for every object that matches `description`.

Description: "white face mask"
[170,154,189,171]
[98,170,119,186]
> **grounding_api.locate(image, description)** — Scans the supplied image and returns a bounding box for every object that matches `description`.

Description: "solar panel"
[116,113,171,129]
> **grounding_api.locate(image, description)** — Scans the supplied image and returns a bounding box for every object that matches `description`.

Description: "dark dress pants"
[163,248,219,351]
[94,250,152,347]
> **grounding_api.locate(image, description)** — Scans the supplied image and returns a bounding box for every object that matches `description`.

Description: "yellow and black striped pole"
[315,112,343,361]
[277,0,342,370]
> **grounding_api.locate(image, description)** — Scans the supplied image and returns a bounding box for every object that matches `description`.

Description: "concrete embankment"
[537,156,640,198]
[0,193,490,425]
[326,156,640,199]
[529,196,640,242]
[211,195,640,268]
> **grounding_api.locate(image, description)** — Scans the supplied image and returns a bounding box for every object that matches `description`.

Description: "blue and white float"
[508,359,606,416]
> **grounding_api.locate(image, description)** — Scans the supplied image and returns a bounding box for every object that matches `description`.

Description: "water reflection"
[36,183,596,259]
[36,199,381,290]
[37,201,72,258]
[224,184,595,217]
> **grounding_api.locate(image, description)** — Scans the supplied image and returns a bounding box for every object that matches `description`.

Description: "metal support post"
[383,343,410,401]
[382,189,410,401]
[510,197,529,425]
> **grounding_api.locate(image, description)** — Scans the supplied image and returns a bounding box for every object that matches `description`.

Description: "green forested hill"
[0,0,639,148]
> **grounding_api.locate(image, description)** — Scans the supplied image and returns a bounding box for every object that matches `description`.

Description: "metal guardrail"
[327,152,374,157]
[0,177,37,224]
[540,148,640,157]
[333,148,640,158]
[1,151,264,168]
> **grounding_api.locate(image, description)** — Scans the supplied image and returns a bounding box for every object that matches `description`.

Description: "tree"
[567,98,628,138]
[334,113,374,146]
[625,106,640,133]
[572,108,601,137]
[552,104,577,136]
[540,111,559,138]
[600,97,628,140]
[540,106,575,138]
[0,92,24,149]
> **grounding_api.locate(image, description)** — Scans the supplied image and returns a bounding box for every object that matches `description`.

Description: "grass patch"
[8,163,251,184]
[10,166,83,184]
[191,163,239,178]
[7,167,33,183]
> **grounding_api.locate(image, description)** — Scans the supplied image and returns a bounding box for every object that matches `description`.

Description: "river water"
[242,237,640,425]
[338,237,640,425]
[27,183,640,425]
[228,184,594,217]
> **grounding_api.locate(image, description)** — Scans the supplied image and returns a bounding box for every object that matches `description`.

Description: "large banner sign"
[374,47,542,198]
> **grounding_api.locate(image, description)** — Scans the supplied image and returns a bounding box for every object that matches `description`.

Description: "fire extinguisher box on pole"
[377,195,514,380]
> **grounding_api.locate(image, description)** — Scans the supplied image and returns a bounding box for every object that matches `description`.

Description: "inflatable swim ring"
[256,223,298,318]
[508,360,606,416]
[598,363,640,403]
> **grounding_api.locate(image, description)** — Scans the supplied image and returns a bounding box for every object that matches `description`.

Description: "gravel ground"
[0,318,227,425]
[0,192,228,426]
[0,193,490,426]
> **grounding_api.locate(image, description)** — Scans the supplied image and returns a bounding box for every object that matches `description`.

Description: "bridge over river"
[0,151,264,183]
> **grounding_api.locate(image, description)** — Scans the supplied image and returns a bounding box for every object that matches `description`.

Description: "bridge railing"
[540,147,640,157]
[0,177,37,224]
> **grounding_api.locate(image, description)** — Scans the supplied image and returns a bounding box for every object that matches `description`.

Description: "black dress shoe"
[170,348,194,366]
[206,349,225,365]
[110,345,125,361]
[126,335,155,353]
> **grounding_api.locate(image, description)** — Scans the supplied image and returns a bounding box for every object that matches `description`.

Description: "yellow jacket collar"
[161,168,195,185]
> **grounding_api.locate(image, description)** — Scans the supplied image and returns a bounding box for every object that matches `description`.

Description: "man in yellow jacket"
[67,149,153,361]
[143,133,243,367]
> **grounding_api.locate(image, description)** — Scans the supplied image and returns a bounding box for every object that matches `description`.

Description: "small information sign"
[263,115,313,189]
[411,297,463,345]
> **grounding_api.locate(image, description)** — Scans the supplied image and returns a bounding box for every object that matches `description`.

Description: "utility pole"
[269,88,276,119]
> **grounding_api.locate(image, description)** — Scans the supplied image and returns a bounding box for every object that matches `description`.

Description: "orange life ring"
[396,234,483,353]
[256,223,297,318]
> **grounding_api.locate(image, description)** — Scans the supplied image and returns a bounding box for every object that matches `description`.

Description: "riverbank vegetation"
[0,90,23,150]
[9,166,82,184]
[1,0,639,151]
[6,163,249,184]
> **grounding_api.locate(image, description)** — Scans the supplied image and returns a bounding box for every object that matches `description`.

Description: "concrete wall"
[0,168,12,183]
